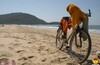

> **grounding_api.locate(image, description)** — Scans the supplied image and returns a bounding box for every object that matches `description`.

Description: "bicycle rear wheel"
[70,30,91,64]
[56,28,65,50]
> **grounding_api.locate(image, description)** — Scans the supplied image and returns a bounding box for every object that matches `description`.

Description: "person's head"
[66,3,82,16]
[66,3,75,12]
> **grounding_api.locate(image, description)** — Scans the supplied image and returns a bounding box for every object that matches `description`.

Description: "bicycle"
[56,9,92,64]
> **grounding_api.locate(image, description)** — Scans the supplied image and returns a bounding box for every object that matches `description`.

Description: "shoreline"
[21,24,100,34]
[1,24,100,34]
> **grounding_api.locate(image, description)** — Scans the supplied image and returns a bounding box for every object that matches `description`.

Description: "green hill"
[0,12,47,24]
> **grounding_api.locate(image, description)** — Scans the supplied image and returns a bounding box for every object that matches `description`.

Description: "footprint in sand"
[0,44,4,47]
[27,56,34,59]
[13,43,21,47]
[50,57,68,64]
[18,56,34,61]
[41,58,47,62]
[16,50,26,53]
[27,41,32,44]
[18,57,28,61]
[38,46,45,51]
[0,58,9,63]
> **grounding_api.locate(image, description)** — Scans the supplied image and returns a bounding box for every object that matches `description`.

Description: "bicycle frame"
[65,25,80,45]
[66,31,74,43]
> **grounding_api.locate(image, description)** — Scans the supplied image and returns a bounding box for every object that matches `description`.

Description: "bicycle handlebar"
[88,9,92,17]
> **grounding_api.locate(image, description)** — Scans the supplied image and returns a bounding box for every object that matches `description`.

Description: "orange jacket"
[60,17,72,32]
[66,3,87,31]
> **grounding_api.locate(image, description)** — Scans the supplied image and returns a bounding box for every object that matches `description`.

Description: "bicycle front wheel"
[70,30,91,64]
[56,28,65,50]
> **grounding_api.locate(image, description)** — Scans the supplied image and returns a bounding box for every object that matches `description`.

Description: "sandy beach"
[0,25,100,65]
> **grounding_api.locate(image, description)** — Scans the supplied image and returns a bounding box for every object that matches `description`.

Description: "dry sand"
[0,25,100,65]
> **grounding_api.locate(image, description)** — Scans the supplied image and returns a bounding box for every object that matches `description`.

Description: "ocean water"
[89,25,100,33]
[23,24,100,33]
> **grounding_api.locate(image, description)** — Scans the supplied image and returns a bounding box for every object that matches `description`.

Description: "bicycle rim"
[56,28,64,50]
[70,30,91,64]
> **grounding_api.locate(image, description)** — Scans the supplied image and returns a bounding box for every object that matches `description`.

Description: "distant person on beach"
[2,24,4,27]
[60,3,88,41]
[0,24,4,27]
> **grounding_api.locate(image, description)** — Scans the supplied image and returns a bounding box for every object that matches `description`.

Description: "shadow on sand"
[61,48,93,65]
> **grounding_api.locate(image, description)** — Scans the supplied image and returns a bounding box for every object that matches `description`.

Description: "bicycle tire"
[56,28,64,50]
[70,30,91,64]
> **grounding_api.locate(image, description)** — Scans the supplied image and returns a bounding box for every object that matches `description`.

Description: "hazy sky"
[0,0,100,25]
